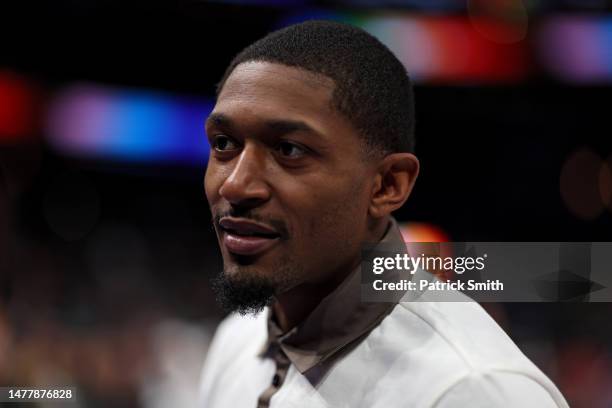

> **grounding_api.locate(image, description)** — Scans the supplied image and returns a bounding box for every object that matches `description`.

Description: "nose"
[218,143,271,209]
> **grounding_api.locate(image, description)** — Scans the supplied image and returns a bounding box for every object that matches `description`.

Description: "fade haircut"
[216,20,415,155]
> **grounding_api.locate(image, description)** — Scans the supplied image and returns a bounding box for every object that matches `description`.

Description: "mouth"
[218,217,282,256]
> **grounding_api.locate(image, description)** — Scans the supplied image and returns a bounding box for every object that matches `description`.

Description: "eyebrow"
[206,112,232,129]
[206,112,321,138]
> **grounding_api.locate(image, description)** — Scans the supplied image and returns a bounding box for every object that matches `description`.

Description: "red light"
[399,222,450,243]
[0,71,41,141]
[428,17,529,82]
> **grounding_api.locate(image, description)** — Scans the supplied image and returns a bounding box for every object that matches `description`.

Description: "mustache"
[212,208,290,240]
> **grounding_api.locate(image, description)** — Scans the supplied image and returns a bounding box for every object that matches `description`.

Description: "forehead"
[214,61,338,126]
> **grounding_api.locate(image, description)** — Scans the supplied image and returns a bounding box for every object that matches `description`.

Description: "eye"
[277,141,306,159]
[212,135,238,152]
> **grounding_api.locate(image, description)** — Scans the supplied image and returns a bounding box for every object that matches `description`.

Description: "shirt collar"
[260,217,406,374]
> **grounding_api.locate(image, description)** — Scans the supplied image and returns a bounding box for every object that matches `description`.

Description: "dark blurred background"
[1,0,611,407]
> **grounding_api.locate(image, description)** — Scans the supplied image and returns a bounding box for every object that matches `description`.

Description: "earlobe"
[368,153,419,219]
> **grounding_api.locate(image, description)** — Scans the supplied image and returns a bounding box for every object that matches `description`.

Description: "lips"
[218,218,281,256]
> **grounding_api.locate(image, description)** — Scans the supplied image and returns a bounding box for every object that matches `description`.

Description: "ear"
[369,153,419,219]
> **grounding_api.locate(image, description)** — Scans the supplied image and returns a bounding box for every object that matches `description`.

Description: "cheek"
[204,164,223,204]
[296,179,370,245]
[204,159,237,201]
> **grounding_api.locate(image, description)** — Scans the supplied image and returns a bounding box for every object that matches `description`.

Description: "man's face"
[205,61,375,299]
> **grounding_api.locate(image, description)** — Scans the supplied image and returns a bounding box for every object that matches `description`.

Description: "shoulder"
[359,300,568,407]
[393,299,534,372]
[433,370,568,408]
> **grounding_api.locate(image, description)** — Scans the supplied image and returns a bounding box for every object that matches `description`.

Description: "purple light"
[46,84,213,164]
[538,16,612,83]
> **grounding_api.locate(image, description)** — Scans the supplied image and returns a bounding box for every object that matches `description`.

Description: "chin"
[223,262,272,282]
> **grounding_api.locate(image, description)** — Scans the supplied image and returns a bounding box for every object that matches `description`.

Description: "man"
[199,20,568,407]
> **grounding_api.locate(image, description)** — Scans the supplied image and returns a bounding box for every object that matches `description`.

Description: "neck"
[272,281,339,332]
[272,217,390,332]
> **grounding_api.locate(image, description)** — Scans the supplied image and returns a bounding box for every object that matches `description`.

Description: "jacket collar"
[260,217,406,374]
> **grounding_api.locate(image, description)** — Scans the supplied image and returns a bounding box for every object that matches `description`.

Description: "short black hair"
[216,20,415,155]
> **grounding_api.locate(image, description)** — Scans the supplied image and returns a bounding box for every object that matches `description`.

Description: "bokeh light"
[398,222,450,242]
[560,148,606,220]
[538,16,612,83]
[46,84,212,164]
[0,71,42,141]
[467,0,529,44]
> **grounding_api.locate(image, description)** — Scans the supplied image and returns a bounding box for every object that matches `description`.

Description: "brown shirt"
[256,218,406,407]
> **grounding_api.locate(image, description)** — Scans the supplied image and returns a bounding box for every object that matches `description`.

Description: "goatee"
[211,272,276,315]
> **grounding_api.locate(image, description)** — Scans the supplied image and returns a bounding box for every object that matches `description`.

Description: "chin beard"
[211,271,276,316]
[211,252,302,315]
